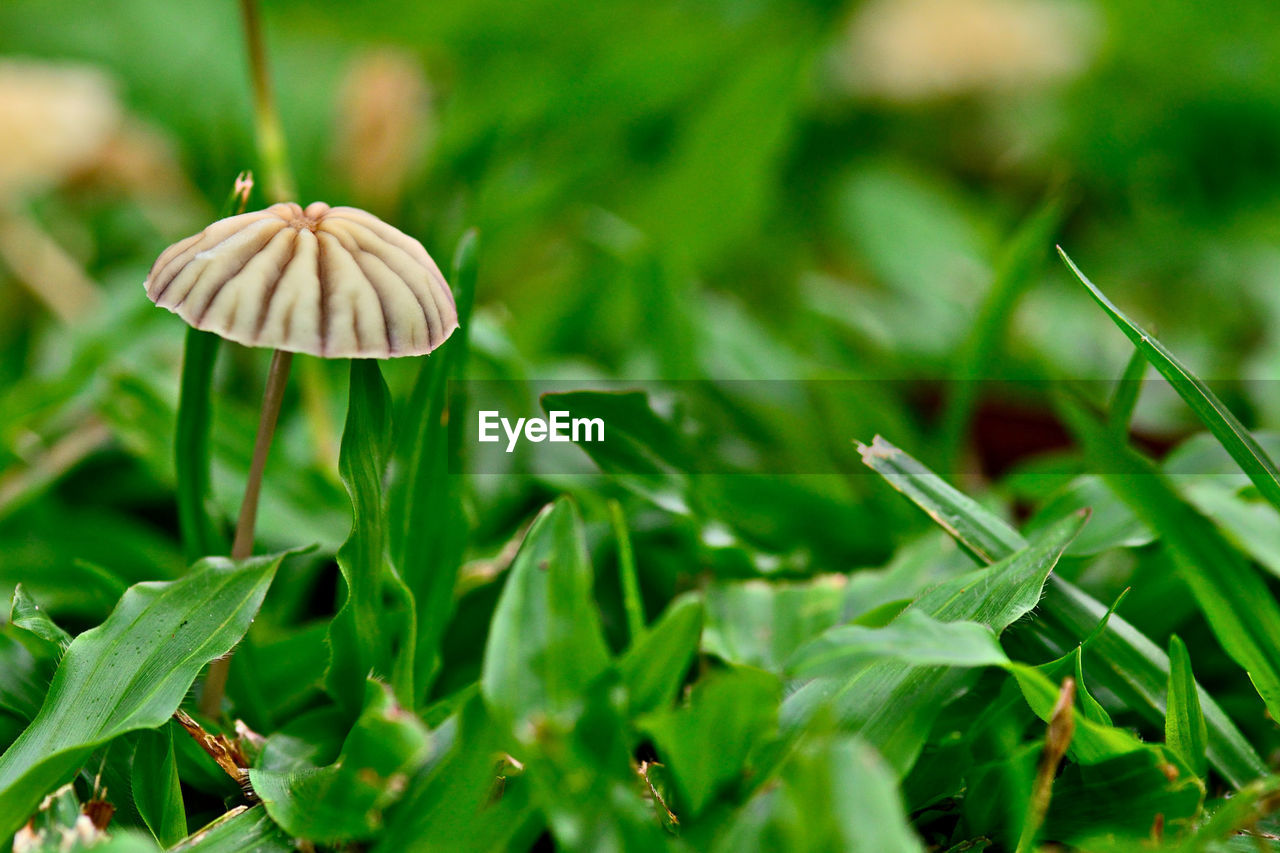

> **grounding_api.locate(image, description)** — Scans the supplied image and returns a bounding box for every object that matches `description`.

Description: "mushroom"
[143,199,457,711]
[145,201,457,358]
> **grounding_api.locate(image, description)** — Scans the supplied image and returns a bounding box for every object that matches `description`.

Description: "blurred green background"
[3,0,1280,646]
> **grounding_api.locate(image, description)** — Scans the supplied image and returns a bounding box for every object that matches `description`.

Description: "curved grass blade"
[618,593,703,716]
[10,584,71,652]
[1107,346,1147,441]
[858,437,1023,563]
[374,694,541,853]
[859,435,1267,786]
[326,361,415,714]
[0,553,283,838]
[712,732,924,853]
[641,665,781,817]
[1060,248,1280,515]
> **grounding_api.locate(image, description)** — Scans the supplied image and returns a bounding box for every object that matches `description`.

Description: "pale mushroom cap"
[143,202,458,358]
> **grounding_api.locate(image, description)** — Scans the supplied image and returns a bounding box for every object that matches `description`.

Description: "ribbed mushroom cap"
[144,202,457,358]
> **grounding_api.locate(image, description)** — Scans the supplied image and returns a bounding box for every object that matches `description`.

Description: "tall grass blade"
[1060,248,1280,515]
[391,231,479,703]
[939,195,1064,471]
[326,361,415,713]
[175,327,223,562]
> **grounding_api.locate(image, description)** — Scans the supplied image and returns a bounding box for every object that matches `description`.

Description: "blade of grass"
[133,723,187,846]
[1060,248,1280,515]
[480,498,610,731]
[1107,346,1147,442]
[251,681,432,842]
[618,594,703,716]
[939,195,1065,472]
[173,174,253,562]
[10,585,71,652]
[1059,393,1280,723]
[173,805,294,852]
[326,361,416,714]
[712,732,925,853]
[1166,635,1208,778]
[609,499,645,644]
[391,231,479,703]
[176,328,223,562]
[858,435,1267,787]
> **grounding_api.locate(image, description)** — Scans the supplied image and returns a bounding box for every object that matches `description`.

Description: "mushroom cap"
[143,202,458,358]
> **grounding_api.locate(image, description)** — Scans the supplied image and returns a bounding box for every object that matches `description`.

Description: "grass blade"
[1166,635,1208,778]
[1060,248,1280,515]
[133,722,187,846]
[173,805,294,852]
[480,498,611,731]
[939,194,1064,471]
[175,327,223,562]
[618,593,703,716]
[1060,394,1280,723]
[0,553,282,837]
[1107,345,1147,441]
[391,230,479,702]
[10,584,71,652]
[641,666,781,816]
[713,733,924,853]
[859,435,1267,786]
[858,436,1024,563]
[326,361,416,714]
[609,499,646,644]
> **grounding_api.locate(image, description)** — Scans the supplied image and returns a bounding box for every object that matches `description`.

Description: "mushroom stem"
[231,348,293,560]
[200,347,292,715]
[200,1,299,717]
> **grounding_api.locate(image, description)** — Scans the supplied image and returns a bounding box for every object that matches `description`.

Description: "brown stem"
[200,348,293,715]
[232,349,293,559]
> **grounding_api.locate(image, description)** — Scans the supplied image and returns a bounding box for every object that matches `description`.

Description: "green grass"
[8,260,1280,848]
[10,0,1280,849]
